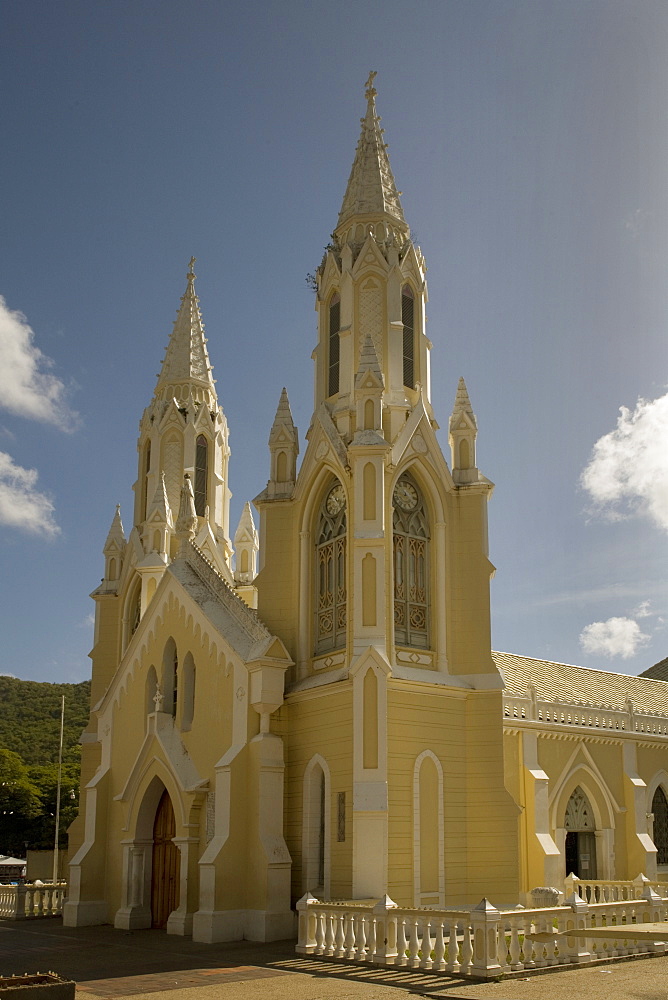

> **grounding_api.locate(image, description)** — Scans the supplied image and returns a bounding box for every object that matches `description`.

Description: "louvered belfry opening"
[402,284,414,390]
[194,434,208,517]
[328,294,341,396]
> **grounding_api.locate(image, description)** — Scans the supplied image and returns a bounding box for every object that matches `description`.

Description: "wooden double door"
[151,789,180,929]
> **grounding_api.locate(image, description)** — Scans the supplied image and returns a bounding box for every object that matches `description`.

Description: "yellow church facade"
[64,77,668,942]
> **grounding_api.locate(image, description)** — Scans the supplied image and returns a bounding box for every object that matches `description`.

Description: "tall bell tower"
[313,71,433,443]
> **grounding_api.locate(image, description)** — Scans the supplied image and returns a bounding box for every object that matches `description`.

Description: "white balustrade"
[565,873,667,903]
[296,885,668,978]
[0,882,66,919]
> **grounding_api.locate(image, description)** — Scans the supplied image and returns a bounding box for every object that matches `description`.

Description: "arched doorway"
[151,789,180,928]
[564,785,597,878]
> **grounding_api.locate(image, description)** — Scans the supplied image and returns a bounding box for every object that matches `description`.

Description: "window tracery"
[393,474,429,649]
[315,482,347,653]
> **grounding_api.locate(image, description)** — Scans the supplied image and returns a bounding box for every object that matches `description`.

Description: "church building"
[65,76,668,942]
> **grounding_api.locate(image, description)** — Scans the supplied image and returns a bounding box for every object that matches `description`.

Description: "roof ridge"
[493,649,661,681]
[184,540,271,643]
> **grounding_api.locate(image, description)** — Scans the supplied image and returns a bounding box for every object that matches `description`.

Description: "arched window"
[302,756,330,895]
[162,640,178,719]
[328,293,340,397]
[194,435,208,517]
[145,666,158,717]
[315,481,347,653]
[653,787,668,865]
[130,584,142,636]
[402,285,415,390]
[392,474,430,649]
[181,653,196,731]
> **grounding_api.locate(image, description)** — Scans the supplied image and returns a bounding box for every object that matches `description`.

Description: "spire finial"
[188,256,196,278]
[336,72,406,233]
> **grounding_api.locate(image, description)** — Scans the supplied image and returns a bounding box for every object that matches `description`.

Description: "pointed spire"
[337,72,406,233]
[103,504,126,552]
[449,377,477,431]
[234,502,259,585]
[155,258,216,405]
[355,331,384,388]
[175,474,198,548]
[146,472,173,526]
[269,387,298,447]
[235,501,258,542]
[449,377,479,484]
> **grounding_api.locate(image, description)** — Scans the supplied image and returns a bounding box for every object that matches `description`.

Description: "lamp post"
[52,696,65,884]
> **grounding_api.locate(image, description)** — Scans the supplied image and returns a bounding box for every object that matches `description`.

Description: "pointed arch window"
[315,481,347,653]
[393,474,430,649]
[653,787,668,865]
[328,293,340,397]
[194,435,208,517]
[402,285,415,390]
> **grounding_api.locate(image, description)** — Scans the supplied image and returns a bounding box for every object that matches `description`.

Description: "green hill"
[0,676,90,766]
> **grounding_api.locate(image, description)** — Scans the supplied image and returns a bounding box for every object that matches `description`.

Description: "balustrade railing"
[565,873,665,902]
[0,883,67,919]
[296,884,668,978]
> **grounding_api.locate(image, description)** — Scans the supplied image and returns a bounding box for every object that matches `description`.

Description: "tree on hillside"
[0,748,42,855]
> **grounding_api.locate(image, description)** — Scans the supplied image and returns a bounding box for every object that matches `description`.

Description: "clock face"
[326,484,346,515]
[393,479,418,511]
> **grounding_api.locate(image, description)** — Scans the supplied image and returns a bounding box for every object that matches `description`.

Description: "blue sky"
[1,0,667,682]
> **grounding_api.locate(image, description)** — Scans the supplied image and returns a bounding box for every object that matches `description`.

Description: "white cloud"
[581,392,668,532]
[0,451,60,537]
[579,616,650,660]
[0,295,78,431]
[633,600,652,619]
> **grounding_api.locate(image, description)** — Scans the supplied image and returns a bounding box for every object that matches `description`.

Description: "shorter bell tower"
[131,258,233,593]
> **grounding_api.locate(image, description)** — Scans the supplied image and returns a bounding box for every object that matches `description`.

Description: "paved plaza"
[1,919,667,999]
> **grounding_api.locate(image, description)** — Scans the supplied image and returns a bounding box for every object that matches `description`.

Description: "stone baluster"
[508,916,522,970]
[459,917,473,974]
[446,920,460,973]
[315,911,326,955]
[366,913,376,962]
[357,913,368,961]
[334,911,346,958]
[344,911,356,959]
[407,917,420,968]
[419,917,433,970]
[543,916,558,966]
[324,910,335,956]
[432,918,446,972]
[396,915,408,967]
